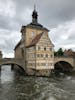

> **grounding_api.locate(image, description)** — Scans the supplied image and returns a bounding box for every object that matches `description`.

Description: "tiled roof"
[26,33,43,48]
[64,49,75,57]
[27,22,49,31]
[15,32,54,49]
[14,33,43,49]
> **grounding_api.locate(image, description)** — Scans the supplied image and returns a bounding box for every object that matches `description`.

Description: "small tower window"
[32,32,35,37]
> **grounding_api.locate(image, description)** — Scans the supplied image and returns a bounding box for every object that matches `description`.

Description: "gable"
[26,33,43,48]
[37,33,54,46]
[26,32,54,48]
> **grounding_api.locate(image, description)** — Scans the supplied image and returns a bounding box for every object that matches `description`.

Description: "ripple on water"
[1,66,75,100]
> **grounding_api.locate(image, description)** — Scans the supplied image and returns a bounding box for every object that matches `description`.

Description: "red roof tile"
[26,33,43,48]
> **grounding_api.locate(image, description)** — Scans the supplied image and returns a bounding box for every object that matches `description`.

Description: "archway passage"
[0,63,25,74]
[54,61,73,74]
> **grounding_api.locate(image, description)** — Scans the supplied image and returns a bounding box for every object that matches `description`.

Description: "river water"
[0,65,75,100]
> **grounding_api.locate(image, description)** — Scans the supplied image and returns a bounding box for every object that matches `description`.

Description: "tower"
[14,7,54,76]
[21,6,49,46]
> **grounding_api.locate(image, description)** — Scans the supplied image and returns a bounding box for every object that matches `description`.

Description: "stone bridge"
[0,57,75,72]
[0,58,25,70]
[54,57,75,67]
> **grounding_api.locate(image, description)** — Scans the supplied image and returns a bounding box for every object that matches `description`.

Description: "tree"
[54,51,58,56]
[57,48,64,56]
[54,48,64,56]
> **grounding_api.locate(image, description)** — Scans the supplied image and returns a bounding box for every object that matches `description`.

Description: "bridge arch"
[54,61,73,73]
[54,57,74,68]
[0,62,25,71]
[0,58,25,70]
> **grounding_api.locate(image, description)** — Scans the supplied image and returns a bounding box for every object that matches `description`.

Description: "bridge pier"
[11,64,14,70]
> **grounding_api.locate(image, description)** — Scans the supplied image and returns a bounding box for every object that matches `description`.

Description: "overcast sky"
[0,0,75,57]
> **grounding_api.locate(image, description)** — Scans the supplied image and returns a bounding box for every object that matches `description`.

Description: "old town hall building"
[14,7,54,76]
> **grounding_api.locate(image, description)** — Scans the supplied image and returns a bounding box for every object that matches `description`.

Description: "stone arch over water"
[54,61,73,73]
[0,62,25,72]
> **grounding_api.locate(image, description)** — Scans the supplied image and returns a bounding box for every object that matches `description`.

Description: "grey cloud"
[0,29,21,54]
[1,0,75,30]
[0,0,75,57]
[14,0,75,27]
[0,15,21,31]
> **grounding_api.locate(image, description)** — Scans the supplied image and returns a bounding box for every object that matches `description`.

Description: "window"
[42,63,46,66]
[51,55,53,58]
[38,46,40,50]
[50,48,52,51]
[37,63,40,66]
[46,54,48,57]
[21,35,24,41]
[46,63,48,66]
[32,32,35,37]
[37,54,39,57]
[41,54,43,57]
[50,63,53,66]
[44,47,46,51]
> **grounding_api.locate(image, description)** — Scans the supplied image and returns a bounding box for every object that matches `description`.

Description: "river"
[0,65,75,100]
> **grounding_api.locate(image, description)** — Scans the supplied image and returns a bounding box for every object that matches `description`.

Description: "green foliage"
[54,48,64,56]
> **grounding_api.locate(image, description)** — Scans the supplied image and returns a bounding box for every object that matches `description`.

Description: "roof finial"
[34,4,36,11]
[32,4,38,23]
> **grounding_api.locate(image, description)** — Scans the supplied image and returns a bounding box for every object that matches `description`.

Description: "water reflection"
[0,65,75,100]
[0,65,14,84]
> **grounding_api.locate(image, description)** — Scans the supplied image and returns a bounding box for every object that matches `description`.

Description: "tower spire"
[34,4,36,11]
[32,5,38,23]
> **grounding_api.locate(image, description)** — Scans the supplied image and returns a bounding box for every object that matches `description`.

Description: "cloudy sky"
[0,0,75,57]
